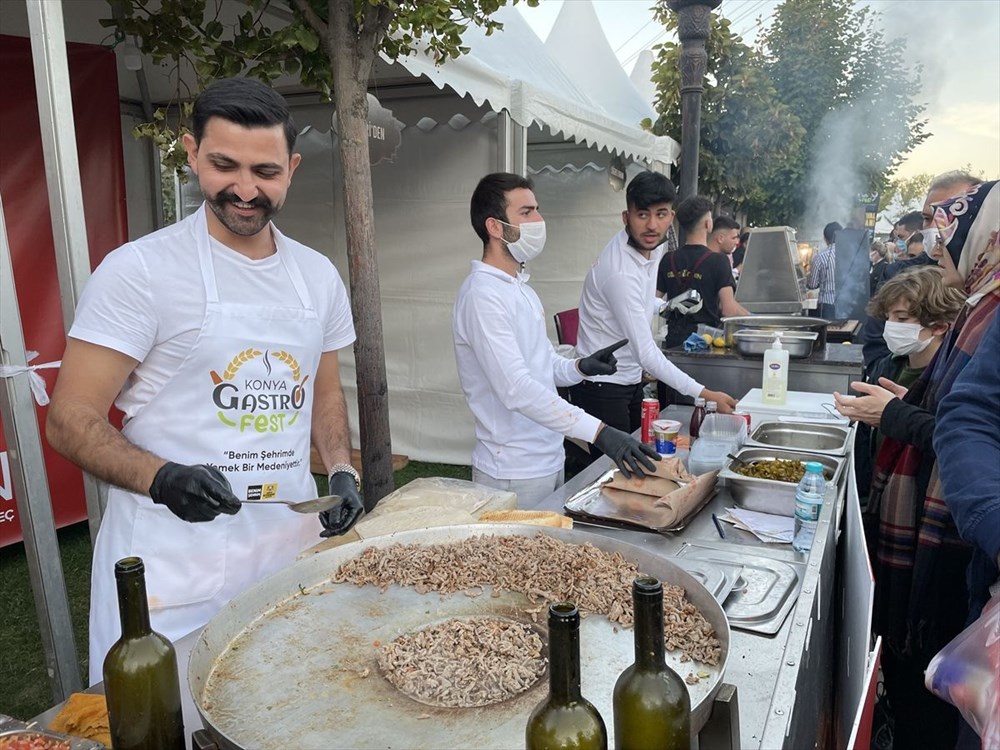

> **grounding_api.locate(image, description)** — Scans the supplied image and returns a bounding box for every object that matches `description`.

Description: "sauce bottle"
[689,397,706,439]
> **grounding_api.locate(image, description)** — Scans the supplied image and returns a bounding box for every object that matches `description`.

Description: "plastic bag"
[925,591,1000,746]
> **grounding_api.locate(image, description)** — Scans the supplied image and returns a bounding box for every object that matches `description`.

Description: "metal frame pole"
[0,194,83,701]
[26,0,106,543]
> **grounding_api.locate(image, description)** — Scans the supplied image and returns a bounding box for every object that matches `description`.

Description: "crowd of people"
[40,75,996,750]
[828,173,999,750]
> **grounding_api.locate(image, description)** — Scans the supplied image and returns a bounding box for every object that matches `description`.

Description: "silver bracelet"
[328,463,361,491]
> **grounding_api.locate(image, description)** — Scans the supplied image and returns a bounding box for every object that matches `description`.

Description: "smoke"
[803,100,910,235]
[876,0,994,109]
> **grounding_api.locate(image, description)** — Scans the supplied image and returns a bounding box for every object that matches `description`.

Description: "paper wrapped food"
[564,459,717,532]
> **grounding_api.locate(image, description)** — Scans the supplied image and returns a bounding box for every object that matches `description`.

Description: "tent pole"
[26,0,106,544]
[0,194,83,702]
[496,110,527,176]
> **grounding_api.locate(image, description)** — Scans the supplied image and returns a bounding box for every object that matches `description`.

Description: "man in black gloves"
[454,173,659,506]
[47,77,362,685]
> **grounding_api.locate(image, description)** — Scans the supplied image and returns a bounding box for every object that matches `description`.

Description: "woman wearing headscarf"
[847,180,999,750]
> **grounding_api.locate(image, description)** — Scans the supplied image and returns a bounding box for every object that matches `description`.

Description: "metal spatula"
[241,495,343,514]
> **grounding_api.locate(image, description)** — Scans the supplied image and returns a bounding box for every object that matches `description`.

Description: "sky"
[517,0,1000,180]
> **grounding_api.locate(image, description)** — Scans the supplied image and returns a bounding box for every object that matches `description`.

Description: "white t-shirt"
[577,229,703,398]
[453,261,601,479]
[69,210,355,422]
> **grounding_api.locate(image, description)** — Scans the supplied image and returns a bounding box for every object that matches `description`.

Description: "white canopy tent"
[2,0,678,701]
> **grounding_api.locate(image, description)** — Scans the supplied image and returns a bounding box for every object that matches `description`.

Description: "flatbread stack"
[48,692,112,747]
[596,458,717,529]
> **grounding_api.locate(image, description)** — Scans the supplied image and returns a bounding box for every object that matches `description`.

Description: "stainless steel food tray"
[0,715,106,749]
[720,447,847,516]
[189,525,731,750]
[732,330,818,359]
[674,543,805,635]
[562,469,716,533]
[747,420,852,455]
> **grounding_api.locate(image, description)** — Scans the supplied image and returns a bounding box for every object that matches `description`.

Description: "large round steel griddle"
[189,524,730,749]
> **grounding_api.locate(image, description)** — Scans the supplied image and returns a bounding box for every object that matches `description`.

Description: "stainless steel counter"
[663,344,864,398]
[527,405,850,749]
[36,406,867,750]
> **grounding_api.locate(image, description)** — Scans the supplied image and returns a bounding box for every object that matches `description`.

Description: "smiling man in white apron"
[46,78,363,685]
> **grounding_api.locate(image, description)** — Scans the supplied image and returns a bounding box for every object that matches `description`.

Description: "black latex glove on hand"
[578,338,629,377]
[319,471,365,537]
[593,426,660,478]
[148,462,241,522]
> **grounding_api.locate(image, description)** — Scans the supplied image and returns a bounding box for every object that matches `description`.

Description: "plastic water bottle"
[792,462,826,553]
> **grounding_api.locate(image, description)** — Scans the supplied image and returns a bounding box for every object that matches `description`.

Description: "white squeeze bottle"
[762,334,789,405]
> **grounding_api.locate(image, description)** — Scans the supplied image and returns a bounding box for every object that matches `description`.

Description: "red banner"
[0,35,129,546]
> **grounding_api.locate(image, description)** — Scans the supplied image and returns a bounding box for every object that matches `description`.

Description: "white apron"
[89,207,323,684]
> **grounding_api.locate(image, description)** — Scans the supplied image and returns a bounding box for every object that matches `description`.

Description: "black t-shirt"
[656,244,736,347]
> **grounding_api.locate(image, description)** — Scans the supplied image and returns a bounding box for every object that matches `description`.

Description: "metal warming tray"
[732,329,818,359]
[674,543,805,636]
[722,315,829,350]
[720,447,847,516]
[747,420,852,456]
[188,524,730,749]
[0,715,106,750]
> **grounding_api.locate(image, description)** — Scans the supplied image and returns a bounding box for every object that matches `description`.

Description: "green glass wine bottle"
[103,557,185,750]
[612,576,692,750]
[526,602,608,750]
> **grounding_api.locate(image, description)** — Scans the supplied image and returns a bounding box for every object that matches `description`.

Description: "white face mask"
[923,228,942,257]
[884,320,933,356]
[498,219,546,263]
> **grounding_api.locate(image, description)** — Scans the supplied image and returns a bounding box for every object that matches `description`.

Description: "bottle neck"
[548,617,583,701]
[116,567,152,639]
[633,589,666,670]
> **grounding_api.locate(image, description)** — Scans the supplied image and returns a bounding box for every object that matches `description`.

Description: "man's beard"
[625,226,666,251]
[205,190,277,237]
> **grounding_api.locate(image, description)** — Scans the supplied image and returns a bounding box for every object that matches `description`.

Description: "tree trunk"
[327,0,394,506]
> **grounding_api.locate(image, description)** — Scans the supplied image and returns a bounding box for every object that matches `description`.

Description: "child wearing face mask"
[849,267,967,500]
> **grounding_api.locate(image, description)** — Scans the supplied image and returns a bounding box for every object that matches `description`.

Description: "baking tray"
[747,420,852,456]
[674,543,805,635]
[0,715,106,749]
[563,469,717,533]
[188,525,730,750]
[720,447,846,516]
[732,330,817,358]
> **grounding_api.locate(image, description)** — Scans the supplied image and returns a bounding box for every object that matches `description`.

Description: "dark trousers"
[564,380,644,477]
[818,302,837,321]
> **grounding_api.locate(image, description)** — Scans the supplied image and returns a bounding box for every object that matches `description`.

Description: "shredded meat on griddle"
[378,617,545,707]
[334,533,721,666]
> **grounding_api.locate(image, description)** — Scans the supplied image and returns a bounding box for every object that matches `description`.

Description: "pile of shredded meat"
[377,617,546,707]
[334,533,721,666]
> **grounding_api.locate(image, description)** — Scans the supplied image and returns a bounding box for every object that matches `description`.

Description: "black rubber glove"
[578,338,628,377]
[592,426,660,478]
[148,462,242,522]
[319,471,365,537]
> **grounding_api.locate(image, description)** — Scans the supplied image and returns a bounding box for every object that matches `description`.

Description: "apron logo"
[209,348,307,432]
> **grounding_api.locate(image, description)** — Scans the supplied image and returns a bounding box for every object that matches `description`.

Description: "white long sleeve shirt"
[453,261,602,479]
[576,230,704,399]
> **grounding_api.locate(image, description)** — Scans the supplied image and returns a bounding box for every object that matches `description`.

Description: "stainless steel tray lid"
[188,525,731,750]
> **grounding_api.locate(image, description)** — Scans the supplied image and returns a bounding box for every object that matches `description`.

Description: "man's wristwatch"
[328,463,361,491]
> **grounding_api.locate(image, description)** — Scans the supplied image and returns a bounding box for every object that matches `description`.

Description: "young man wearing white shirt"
[569,172,736,469]
[453,173,659,504]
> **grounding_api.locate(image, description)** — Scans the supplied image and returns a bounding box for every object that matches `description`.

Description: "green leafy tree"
[648,8,804,216]
[881,172,932,213]
[105,0,534,503]
[754,0,929,226]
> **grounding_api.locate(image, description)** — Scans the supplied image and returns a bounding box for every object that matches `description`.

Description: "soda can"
[734,410,751,431]
[641,398,660,444]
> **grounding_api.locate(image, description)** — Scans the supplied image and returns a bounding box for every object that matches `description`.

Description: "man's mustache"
[215,191,273,210]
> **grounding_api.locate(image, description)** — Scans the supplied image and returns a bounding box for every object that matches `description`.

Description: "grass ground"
[0,461,470,721]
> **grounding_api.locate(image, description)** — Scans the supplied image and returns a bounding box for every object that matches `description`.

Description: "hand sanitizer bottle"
[762,334,789,405]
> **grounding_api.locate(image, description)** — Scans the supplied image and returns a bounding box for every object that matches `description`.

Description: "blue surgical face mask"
[895,238,907,253]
